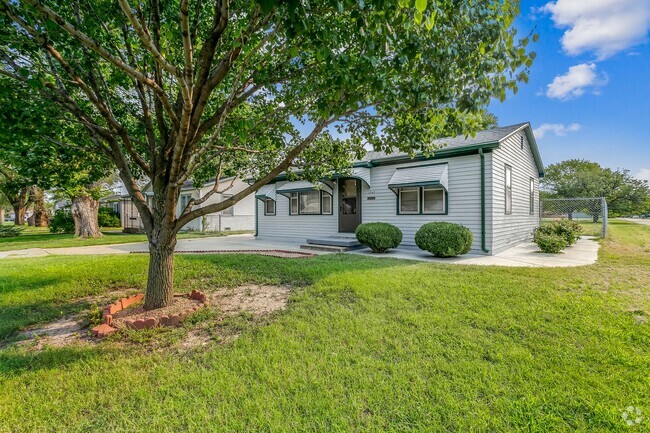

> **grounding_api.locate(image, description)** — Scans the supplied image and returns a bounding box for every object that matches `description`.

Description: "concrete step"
[300,242,367,252]
[306,236,361,247]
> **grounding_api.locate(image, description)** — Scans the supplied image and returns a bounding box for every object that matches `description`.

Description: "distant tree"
[1,0,535,310]
[542,159,650,220]
[0,77,113,235]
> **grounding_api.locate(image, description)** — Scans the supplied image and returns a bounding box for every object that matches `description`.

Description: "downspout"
[254,198,258,237]
[479,149,489,254]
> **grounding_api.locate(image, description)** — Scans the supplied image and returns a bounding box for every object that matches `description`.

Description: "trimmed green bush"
[49,209,75,234]
[0,225,24,238]
[98,207,121,227]
[534,232,567,254]
[533,219,582,253]
[355,222,403,253]
[414,222,473,257]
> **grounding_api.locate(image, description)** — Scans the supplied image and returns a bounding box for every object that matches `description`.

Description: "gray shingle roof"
[360,122,529,162]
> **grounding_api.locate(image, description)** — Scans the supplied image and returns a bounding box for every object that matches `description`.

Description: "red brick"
[190,290,199,300]
[103,314,113,326]
[132,319,147,330]
[92,324,117,337]
[134,293,144,302]
[168,314,181,326]
[143,317,158,328]
[159,315,170,326]
[125,320,135,329]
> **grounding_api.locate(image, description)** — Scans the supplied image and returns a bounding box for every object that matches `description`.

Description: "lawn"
[0,226,252,252]
[0,221,648,432]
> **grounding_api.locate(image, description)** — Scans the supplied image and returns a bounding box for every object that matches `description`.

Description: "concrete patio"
[0,233,600,267]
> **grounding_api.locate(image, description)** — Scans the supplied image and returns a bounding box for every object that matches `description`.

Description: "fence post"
[601,197,608,238]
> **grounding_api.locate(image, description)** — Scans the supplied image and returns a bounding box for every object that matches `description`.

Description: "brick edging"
[92,290,208,338]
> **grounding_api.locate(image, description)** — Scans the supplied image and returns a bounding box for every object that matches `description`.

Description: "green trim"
[479,149,489,253]
[254,197,258,236]
[389,180,444,189]
[370,143,500,167]
[395,186,448,216]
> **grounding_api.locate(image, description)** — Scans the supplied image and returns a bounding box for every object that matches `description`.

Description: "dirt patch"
[16,316,92,349]
[210,284,291,317]
[111,297,201,328]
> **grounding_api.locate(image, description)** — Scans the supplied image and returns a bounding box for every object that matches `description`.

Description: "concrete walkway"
[0,233,600,267]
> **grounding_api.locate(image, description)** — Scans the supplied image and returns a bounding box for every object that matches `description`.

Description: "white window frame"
[264,198,276,216]
[505,165,512,215]
[321,192,333,215]
[290,192,299,215]
[180,193,192,211]
[398,187,420,214]
[422,187,446,215]
[529,178,535,215]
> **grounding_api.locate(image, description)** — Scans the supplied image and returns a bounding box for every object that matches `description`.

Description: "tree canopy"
[542,159,650,217]
[0,0,536,308]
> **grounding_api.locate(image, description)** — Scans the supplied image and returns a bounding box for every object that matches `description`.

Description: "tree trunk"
[30,186,49,227]
[144,239,176,310]
[13,204,26,225]
[71,195,103,238]
[0,208,4,224]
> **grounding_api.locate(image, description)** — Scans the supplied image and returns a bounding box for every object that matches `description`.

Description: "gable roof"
[358,122,544,176]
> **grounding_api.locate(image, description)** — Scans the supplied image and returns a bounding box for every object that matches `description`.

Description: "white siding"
[490,131,540,253]
[363,155,489,252]
[256,155,491,253]
[256,181,338,242]
[180,178,255,232]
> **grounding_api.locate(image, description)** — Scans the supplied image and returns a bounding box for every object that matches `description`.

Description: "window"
[290,193,299,215]
[180,194,191,211]
[289,190,331,215]
[505,165,512,215]
[264,199,276,216]
[299,190,320,214]
[423,187,445,214]
[399,187,420,214]
[529,178,535,215]
[222,194,234,216]
[321,192,332,215]
[397,187,446,215]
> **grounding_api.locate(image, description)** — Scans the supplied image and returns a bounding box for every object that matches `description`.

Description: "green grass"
[0,221,648,432]
[0,226,252,252]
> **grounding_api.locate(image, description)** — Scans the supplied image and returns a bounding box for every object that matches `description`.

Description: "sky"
[490,0,650,181]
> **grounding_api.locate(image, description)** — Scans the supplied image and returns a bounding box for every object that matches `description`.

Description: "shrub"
[0,225,24,238]
[355,222,403,253]
[534,232,567,254]
[533,220,582,253]
[49,209,75,234]
[414,222,473,257]
[98,207,121,227]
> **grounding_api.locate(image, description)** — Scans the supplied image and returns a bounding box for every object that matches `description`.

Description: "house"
[121,176,255,233]
[254,123,544,255]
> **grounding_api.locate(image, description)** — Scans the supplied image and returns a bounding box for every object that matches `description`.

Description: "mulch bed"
[130,249,315,259]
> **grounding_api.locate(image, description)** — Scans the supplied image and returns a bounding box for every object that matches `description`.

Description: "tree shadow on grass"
[0,298,90,341]
[0,344,110,375]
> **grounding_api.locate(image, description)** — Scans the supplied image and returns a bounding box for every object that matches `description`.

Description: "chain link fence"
[540,197,608,238]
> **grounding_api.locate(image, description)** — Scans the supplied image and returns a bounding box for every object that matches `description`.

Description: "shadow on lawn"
[0,344,108,375]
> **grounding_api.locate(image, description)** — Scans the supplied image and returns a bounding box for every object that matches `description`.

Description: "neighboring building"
[121,177,255,233]
[254,123,544,255]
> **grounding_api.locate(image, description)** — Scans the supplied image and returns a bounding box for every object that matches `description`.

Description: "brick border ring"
[92,290,208,338]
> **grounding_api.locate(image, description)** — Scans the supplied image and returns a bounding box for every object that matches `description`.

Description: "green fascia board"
[388,181,444,189]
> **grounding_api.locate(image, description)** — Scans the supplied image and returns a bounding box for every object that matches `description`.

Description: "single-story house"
[254,122,544,255]
[121,176,255,233]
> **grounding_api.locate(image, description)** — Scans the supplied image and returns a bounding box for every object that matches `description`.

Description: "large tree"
[0,0,535,309]
[542,159,650,219]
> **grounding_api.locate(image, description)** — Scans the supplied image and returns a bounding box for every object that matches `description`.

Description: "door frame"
[338,178,362,233]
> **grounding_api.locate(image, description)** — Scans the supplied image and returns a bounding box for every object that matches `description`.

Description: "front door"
[338,178,361,232]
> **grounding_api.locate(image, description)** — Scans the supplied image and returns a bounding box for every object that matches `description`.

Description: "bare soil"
[17,316,92,349]
[210,284,291,317]
[112,296,201,328]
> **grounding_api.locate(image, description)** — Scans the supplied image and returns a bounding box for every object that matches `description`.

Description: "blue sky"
[490,0,650,181]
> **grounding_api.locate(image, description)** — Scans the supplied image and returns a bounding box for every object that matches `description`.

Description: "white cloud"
[541,0,650,59]
[636,168,650,182]
[546,63,608,100]
[533,123,581,139]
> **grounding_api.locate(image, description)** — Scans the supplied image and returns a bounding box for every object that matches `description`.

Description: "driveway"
[0,233,600,267]
[619,218,650,226]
